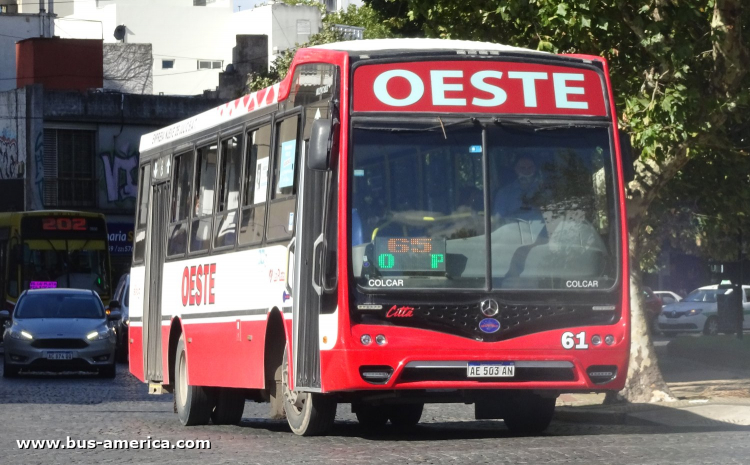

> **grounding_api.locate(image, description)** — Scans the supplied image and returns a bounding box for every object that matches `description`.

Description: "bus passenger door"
[291,141,335,391]
[142,180,170,382]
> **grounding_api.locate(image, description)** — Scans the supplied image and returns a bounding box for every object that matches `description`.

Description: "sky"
[232,0,267,12]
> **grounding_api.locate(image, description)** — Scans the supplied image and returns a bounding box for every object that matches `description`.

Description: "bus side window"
[214,135,242,249]
[239,124,271,246]
[168,151,194,257]
[266,116,300,242]
[190,143,218,253]
[133,164,151,263]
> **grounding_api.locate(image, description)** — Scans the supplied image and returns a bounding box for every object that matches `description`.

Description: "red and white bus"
[129,39,630,435]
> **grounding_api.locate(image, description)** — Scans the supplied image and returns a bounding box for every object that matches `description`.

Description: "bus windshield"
[350,120,618,291]
[22,241,110,295]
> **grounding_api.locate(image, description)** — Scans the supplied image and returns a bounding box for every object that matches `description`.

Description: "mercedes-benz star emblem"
[480,299,499,317]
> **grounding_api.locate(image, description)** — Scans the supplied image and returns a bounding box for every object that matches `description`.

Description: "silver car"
[657,284,750,336]
[1,289,119,378]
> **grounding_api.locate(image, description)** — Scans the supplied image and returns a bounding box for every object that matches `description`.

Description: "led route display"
[373,237,446,274]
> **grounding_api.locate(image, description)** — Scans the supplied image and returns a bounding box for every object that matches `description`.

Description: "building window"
[43,129,96,208]
[197,60,222,70]
[162,59,175,69]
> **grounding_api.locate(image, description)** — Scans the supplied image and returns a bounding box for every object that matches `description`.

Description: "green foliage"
[247,4,398,91]
[371,0,750,273]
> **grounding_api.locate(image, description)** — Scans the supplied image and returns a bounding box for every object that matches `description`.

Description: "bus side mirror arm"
[619,130,635,184]
[308,118,337,171]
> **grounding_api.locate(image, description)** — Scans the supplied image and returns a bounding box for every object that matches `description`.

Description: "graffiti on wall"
[99,142,139,207]
[0,131,19,179]
[33,131,44,209]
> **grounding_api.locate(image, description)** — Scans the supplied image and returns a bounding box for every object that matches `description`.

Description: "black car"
[109,274,130,363]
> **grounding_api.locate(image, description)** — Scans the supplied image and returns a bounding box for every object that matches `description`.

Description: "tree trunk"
[607,221,676,403]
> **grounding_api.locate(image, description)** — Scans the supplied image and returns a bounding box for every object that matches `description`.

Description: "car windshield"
[22,243,110,295]
[15,293,104,319]
[683,289,728,303]
[350,120,617,291]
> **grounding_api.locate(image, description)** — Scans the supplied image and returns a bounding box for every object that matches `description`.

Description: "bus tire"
[388,403,423,428]
[282,347,336,436]
[502,394,556,435]
[353,402,389,429]
[211,388,246,425]
[175,335,214,426]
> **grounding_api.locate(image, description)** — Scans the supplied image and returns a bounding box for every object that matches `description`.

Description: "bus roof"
[311,38,548,55]
[139,39,589,155]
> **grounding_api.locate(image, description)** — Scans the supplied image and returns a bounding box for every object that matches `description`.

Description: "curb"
[554,398,750,425]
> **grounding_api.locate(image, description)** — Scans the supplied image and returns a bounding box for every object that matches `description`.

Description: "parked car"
[657,284,750,336]
[0,289,120,378]
[642,287,663,332]
[654,291,682,306]
[109,274,130,363]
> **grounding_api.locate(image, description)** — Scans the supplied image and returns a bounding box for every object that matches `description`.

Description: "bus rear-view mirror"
[309,118,334,171]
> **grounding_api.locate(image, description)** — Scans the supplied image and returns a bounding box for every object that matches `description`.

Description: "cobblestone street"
[1,357,750,465]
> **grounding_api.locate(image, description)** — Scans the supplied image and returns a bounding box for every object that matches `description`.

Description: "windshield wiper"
[534,122,605,132]
[357,117,478,133]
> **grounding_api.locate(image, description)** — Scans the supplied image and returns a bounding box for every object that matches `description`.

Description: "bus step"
[148,382,167,395]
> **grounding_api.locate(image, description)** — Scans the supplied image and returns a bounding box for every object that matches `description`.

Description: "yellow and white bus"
[0,211,112,311]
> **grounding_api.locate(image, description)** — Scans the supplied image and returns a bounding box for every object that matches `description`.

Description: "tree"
[368,0,750,402]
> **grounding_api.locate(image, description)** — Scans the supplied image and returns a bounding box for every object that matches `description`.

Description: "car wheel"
[353,402,389,429]
[116,346,129,363]
[3,359,20,378]
[282,347,336,436]
[503,394,556,435]
[388,403,424,428]
[211,388,245,425]
[703,316,719,336]
[99,363,116,379]
[651,318,662,335]
[174,334,215,426]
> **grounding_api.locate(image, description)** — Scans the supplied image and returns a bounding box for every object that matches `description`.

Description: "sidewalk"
[553,334,750,427]
[555,395,750,427]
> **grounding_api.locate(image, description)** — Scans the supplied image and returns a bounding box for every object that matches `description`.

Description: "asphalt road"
[1,347,749,464]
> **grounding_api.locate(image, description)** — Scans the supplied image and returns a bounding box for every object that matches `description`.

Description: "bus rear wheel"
[175,335,214,426]
[502,394,556,435]
[211,388,246,425]
[282,347,336,436]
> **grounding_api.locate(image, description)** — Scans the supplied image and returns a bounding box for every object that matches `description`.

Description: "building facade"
[32,0,321,95]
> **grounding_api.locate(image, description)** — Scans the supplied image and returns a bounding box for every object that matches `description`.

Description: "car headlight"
[686,309,703,316]
[87,329,111,341]
[10,329,34,340]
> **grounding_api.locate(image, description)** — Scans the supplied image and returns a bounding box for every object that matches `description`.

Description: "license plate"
[47,352,73,360]
[467,362,515,378]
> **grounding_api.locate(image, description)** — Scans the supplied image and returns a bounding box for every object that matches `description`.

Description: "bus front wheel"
[282,347,336,436]
[174,335,215,426]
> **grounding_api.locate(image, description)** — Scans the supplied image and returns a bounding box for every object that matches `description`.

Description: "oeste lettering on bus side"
[181,264,216,307]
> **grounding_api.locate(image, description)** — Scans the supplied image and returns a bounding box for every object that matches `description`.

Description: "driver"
[493,155,547,240]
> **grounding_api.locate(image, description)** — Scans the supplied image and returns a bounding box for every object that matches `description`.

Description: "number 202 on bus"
[42,217,87,231]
